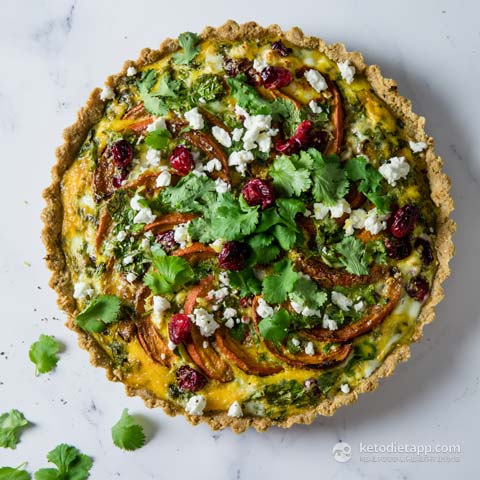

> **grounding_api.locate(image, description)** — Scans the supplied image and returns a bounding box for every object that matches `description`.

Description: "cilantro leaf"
[137,70,168,116]
[258,308,291,343]
[29,335,60,375]
[34,444,92,480]
[289,275,327,310]
[272,224,297,250]
[309,149,349,206]
[262,259,298,303]
[226,76,273,115]
[0,410,29,449]
[144,248,193,294]
[247,234,280,265]
[228,269,261,297]
[111,409,146,451]
[172,32,200,65]
[76,295,122,333]
[0,465,30,480]
[334,236,369,275]
[229,323,248,342]
[269,155,311,197]
[144,128,171,151]
[346,156,390,213]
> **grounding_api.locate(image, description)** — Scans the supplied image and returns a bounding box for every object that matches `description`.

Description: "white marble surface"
[1,0,479,477]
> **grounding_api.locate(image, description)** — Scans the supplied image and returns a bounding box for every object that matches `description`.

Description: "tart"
[42,21,454,432]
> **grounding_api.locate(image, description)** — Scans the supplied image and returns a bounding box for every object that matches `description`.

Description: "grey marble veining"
[1,0,479,478]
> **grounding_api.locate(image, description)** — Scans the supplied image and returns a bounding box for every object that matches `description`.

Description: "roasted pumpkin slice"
[137,318,173,367]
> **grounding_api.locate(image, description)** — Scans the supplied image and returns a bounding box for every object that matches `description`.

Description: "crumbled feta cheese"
[209,287,229,303]
[141,237,150,250]
[185,395,206,415]
[313,203,330,220]
[156,170,171,187]
[364,208,387,235]
[210,238,225,253]
[133,208,156,225]
[184,107,204,130]
[337,60,356,84]
[322,314,338,331]
[168,340,176,350]
[153,296,171,314]
[204,158,222,173]
[219,271,230,286]
[344,218,354,236]
[212,126,232,148]
[354,300,365,312]
[256,298,274,318]
[232,128,244,142]
[125,272,137,283]
[291,337,301,347]
[100,85,114,100]
[329,199,351,218]
[350,209,368,229]
[126,66,137,76]
[227,400,243,418]
[305,341,315,356]
[202,340,209,348]
[309,100,323,113]
[331,291,353,311]
[378,156,410,186]
[223,307,237,320]
[130,193,143,211]
[215,178,231,194]
[256,132,273,153]
[173,223,191,249]
[146,148,162,166]
[340,383,351,394]
[147,116,167,132]
[224,318,235,329]
[304,69,328,92]
[409,140,427,153]
[228,150,254,176]
[116,230,127,242]
[192,308,220,337]
[301,306,322,317]
[123,255,134,265]
[253,58,268,72]
[73,281,94,300]
[290,300,304,314]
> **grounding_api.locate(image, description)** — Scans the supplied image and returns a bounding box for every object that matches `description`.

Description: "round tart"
[42,21,454,431]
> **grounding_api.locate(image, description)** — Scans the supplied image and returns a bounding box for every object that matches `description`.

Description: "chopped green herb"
[334,236,369,275]
[228,269,261,297]
[0,465,30,480]
[29,335,60,375]
[258,308,291,343]
[34,444,92,480]
[0,410,30,449]
[144,128,171,151]
[262,258,298,303]
[269,155,311,197]
[76,295,122,333]
[173,32,200,65]
[111,409,146,451]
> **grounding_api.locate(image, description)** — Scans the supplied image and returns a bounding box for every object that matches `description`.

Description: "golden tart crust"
[42,21,455,432]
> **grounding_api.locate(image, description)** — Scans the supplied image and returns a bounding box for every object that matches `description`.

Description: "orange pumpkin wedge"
[325,80,344,155]
[171,243,216,262]
[137,318,173,367]
[144,213,197,234]
[95,209,112,253]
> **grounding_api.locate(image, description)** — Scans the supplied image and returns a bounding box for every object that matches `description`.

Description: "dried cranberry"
[168,313,192,345]
[218,241,249,271]
[111,139,133,167]
[155,230,177,253]
[406,276,430,301]
[271,40,292,57]
[414,238,434,265]
[112,167,129,189]
[241,178,275,209]
[169,145,194,176]
[223,57,253,77]
[275,120,313,154]
[176,365,207,392]
[308,128,328,152]
[384,236,412,260]
[260,66,292,89]
[389,205,419,238]
[240,297,252,308]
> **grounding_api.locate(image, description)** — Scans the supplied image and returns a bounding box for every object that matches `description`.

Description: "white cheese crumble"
[329,199,351,218]
[256,298,274,318]
[130,193,156,224]
[223,307,237,320]
[304,69,328,92]
[73,282,94,300]
[125,272,137,283]
[253,58,268,72]
[378,156,410,186]
[309,100,323,113]
[227,401,243,418]
[156,170,172,187]
[100,85,114,100]
[191,308,220,337]
[340,383,351,394]
[331,291,353,311]
[209,287,229,303]
[212,126,232,148]
[147,116,167,132]
[232,128,244,142]
[228,150,254,176]
[291,337,301,347]
[116,230,127,242]
[168,339,176,350]
[173,222,191,249]
[145,148,161,167]
[126,66,137,76]
[313,203,330,220]
[409,140,427,153]
[184,107,204,130]
[304,341,315,356]
[322,314,338,331]
[337,60,356,84]
[364,208,388,235]
[219,271,230,286]
[354,300,365,312]
[123,255,134,265]
[204,158,222,173]
[185,395,206,415]
[215,178,231,194]
[153,296,171,314]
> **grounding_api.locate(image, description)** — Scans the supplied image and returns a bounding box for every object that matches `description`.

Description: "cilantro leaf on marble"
[29,335,60,375]
[0,410,30,449]
[34,444,92,480]
[111,409,146,451]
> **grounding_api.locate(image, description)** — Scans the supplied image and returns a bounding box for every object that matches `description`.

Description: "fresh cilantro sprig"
[143,245,193,294]
[262,258,298,304]
[289,274,327,310]
[34,444,92,480]
[137,70,168,116]
[29,335,60,375]
[111,409,146,451]
[258,308,291,343]
[0,410,30,449]
[228,269,261,297]
[269,155,311,197]
[76,295,123,333]
[334,236,369,275]
[172,32,200,65]
[144,128,171,151]
[0,464,30,480]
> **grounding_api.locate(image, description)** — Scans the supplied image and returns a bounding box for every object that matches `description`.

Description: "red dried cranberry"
[218,241,249,271]
[384,236,412,260]
[176,365,207,392]
[275,120,313,154]
[155,230,177,253]
[308,128,328,151]
[241,178,275,209]
[260,66,292,89]
[239,297,252,308]
[414,238,434,265]
[271,40,292,57]
[112,166,129,189]
[168,313,192,345]
[406,276,430,301]
[111,139,133,167]
[389,205,419,238]
[169,145,194,176]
